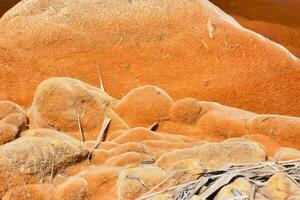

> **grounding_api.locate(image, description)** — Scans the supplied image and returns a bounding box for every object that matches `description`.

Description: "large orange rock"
[156,139,266,170]
[0,0,299,118]
[117,165,167,200]
[0,101,28,144]
[262,172,300,199]
[104,152,152,168]
[54,177,88,200]
[142,140,200,160]
[273,147,300,161]
[0,128,89,197]
[113,85,173,128]
[27,79,300,150]
[160,99,300,149]
[214,177,252,200]
[28,77,128,140]
[242,134,280,156]
[77,166,123,200]
[2,184,55,200]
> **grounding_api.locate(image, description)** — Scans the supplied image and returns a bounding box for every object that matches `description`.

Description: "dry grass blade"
[77,114,85,143]
[138,174,174,200]
[174,177,209,200]
[138,160,300,200]
[141,160,155,165]
[200,172,239,199]
[137,177,209,200]
[266,163,279,172]
[50,162,54,182]
[40,176,44,184]
[88,117,111,160]
[148,121,158,131]
[138,167,206,200]
[25,104,32,112]
[118,36,123,44]
[207,18,216,39]
[95,117,111,147]
[232,188,249,200]
[140,143,155,161]
[232,43,240,51]
[96,61,105,92]
[284,172,300,188]
[267,163,300,188]
[249,184,256,200]
[126,175,148,190]
[278,158,300,165]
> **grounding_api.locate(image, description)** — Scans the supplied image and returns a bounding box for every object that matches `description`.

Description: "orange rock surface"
[211,0,300,57]
[0,78,299,198]
[0,0,300,199]
[25,78,300,152]
[0,0,299,117]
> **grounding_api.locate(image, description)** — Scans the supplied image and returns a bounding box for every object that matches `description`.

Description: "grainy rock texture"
[2,184,55,200]
[273,147,300,161]
[262,172,300,199]
[0,80,299,198]
[0,0,299,118]
[0,128,89,197]
[0,101,28,144]
[156,139,267,170]
[0,0,300,198]
[113,85,173,128]
[27,78,300,151]
[29,77,128,140]
[159,99,300,149]
[117,166,167,200]
[214,178,252,200]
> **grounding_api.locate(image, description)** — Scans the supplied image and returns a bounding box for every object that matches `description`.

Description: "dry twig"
[96,61,105,91]
[136,159,300,200]
[77,114,85,143]
[88,117,111,160]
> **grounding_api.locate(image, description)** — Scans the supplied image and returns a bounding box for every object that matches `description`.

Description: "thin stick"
[88,117,111,160]
[249,184,256,200]
[137,159,300,200]
[77,114,85,143]
[139,167,202,199]
[96,61,105,92]
[140,143,155,161]
[148,121,158,131]
[284,172,300,188]
[195,37,208,49]
[126,175,148,190]
[81,106,87,118]
[139,174,174,198]
[137,177,208,200]
[50,162,54,182]
[277,158,300,165]
[224,31,229,49]
[118,36,123,44]
[232,43,240,51]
